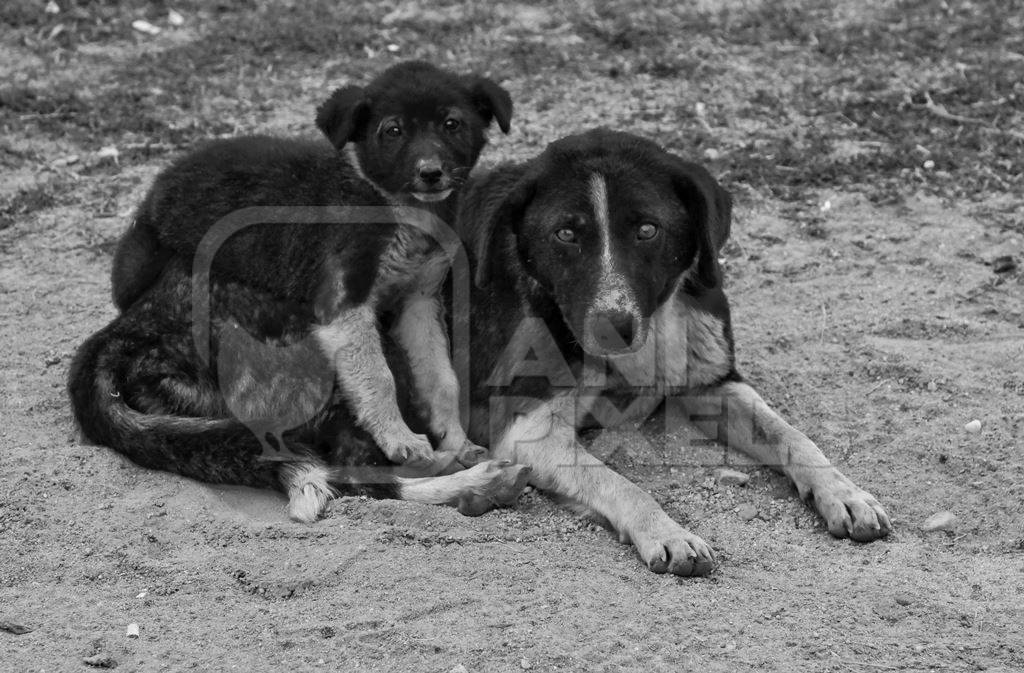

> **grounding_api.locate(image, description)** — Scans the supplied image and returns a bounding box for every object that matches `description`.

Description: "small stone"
[921,511,957,533]
[131,19,161,36]
[927,380,937,392]
[0,620,32,635]
[923,159,935,170]
[714,468,750,487]
[386,43,400,52]
[167,9,185,26]
[82,654,117,668]
[520,658,532,670]
[126,623,140,638]
[738,504,758,521]
[964,419,981,434]
[135,591,147,599]
[449,666,469,673]
[895,594,913,606]
[992,255,1017,274]
[45,1,60,14]
[96,145,120,163]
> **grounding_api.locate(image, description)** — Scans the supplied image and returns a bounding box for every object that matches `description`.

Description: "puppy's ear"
[664,157,732,289]
[315,86,370,148]
[467,168,535,287]
[462,76,513,134]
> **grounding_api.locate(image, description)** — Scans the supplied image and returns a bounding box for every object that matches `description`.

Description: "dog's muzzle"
[582,310,648,355]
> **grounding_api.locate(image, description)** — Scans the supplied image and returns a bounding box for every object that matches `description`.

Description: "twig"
[921,91,985,125]
[866,380,886,396]
[838,660,901,670]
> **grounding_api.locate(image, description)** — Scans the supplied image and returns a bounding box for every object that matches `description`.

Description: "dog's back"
[109,61,512,311]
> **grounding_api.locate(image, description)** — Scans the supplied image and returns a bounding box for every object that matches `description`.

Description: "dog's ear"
[462,76,513,134]
[663,157,732,289]
[469,169,536,287]
[315,85,371,148]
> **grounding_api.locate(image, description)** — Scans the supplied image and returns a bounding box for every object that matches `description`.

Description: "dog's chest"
[373,221,449,302]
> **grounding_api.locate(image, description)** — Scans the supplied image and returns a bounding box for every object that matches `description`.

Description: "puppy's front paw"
[623,512,716,577]
[808,469,892,542]
[379,430,435,465]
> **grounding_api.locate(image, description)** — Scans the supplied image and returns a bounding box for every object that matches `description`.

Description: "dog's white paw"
[457,460,531,516]
[622,511,716,576]
[379,430,435,465]
[809,470,892,542]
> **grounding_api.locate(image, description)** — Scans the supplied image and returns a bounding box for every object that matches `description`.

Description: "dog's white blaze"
[584,174,642,349]
[589,173,613,269]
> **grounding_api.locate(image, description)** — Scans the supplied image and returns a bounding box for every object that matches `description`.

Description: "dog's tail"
[67,322,404,514]
[110,205,175,312]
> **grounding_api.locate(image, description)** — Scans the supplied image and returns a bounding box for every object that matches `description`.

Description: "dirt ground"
[2,1,1023,671]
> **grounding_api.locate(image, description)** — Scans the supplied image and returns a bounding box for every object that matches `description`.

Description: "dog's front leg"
[315,303,434,465]
[392,294,487,467]
[683,380,892,541]
[490,395,715,576]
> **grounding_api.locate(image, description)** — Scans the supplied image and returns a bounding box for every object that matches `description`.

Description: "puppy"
[106,60,512,472]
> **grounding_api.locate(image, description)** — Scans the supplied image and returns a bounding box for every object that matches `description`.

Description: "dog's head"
[474,129,731,356]
[315,61,512,204]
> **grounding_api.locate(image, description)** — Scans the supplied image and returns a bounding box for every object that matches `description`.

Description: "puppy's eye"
[443,118,461,132]
[636,222,659,241]
[554,228,577,244]
[383,124,402,137]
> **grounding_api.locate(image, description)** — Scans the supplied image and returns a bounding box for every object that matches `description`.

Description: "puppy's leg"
[489,395,715,577]
[315,304,434,465]
[392,294,486,466]
[684,381,892,541]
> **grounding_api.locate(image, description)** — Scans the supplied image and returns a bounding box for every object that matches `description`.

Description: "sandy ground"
[2,1,1024,671]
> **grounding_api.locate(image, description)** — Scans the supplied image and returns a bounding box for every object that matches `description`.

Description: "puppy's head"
[475,129,731,356]
[315,61,512,204]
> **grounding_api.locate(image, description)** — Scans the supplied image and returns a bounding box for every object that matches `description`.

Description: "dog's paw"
[623,512,716,576]
[808,469,892,542]
[455,440,488,467]
[379,430,435,465]
[456,460,531,516]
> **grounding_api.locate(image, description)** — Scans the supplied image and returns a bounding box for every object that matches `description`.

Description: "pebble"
[895,594,913,606]
[964,419,981,433]
[131,19,161,36]
[167,9,185,26]
[126,623,140,639]
[738,505,759,521]
[520,658,532,670]
[921,511,957,533]
[82,654,117,668]
[992,255,1017,274]
[714,468,750,487]
[449,666,469,673]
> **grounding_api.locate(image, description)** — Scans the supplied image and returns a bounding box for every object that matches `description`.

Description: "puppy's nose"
[591,311,636,349]
[417,160,444,185]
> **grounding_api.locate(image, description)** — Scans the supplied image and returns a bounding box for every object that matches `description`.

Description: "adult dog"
[70,128,890,576]
[102,61,513,498]
[454,128,891,575]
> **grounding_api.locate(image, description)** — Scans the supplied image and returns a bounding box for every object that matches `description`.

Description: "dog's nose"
[591,310,636,349]
[417,161,444,185]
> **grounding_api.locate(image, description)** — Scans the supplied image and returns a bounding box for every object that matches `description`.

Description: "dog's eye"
[554,228,577,244]
[383,124,402,138]
[443,118,461,132]
[636,222,659,241]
